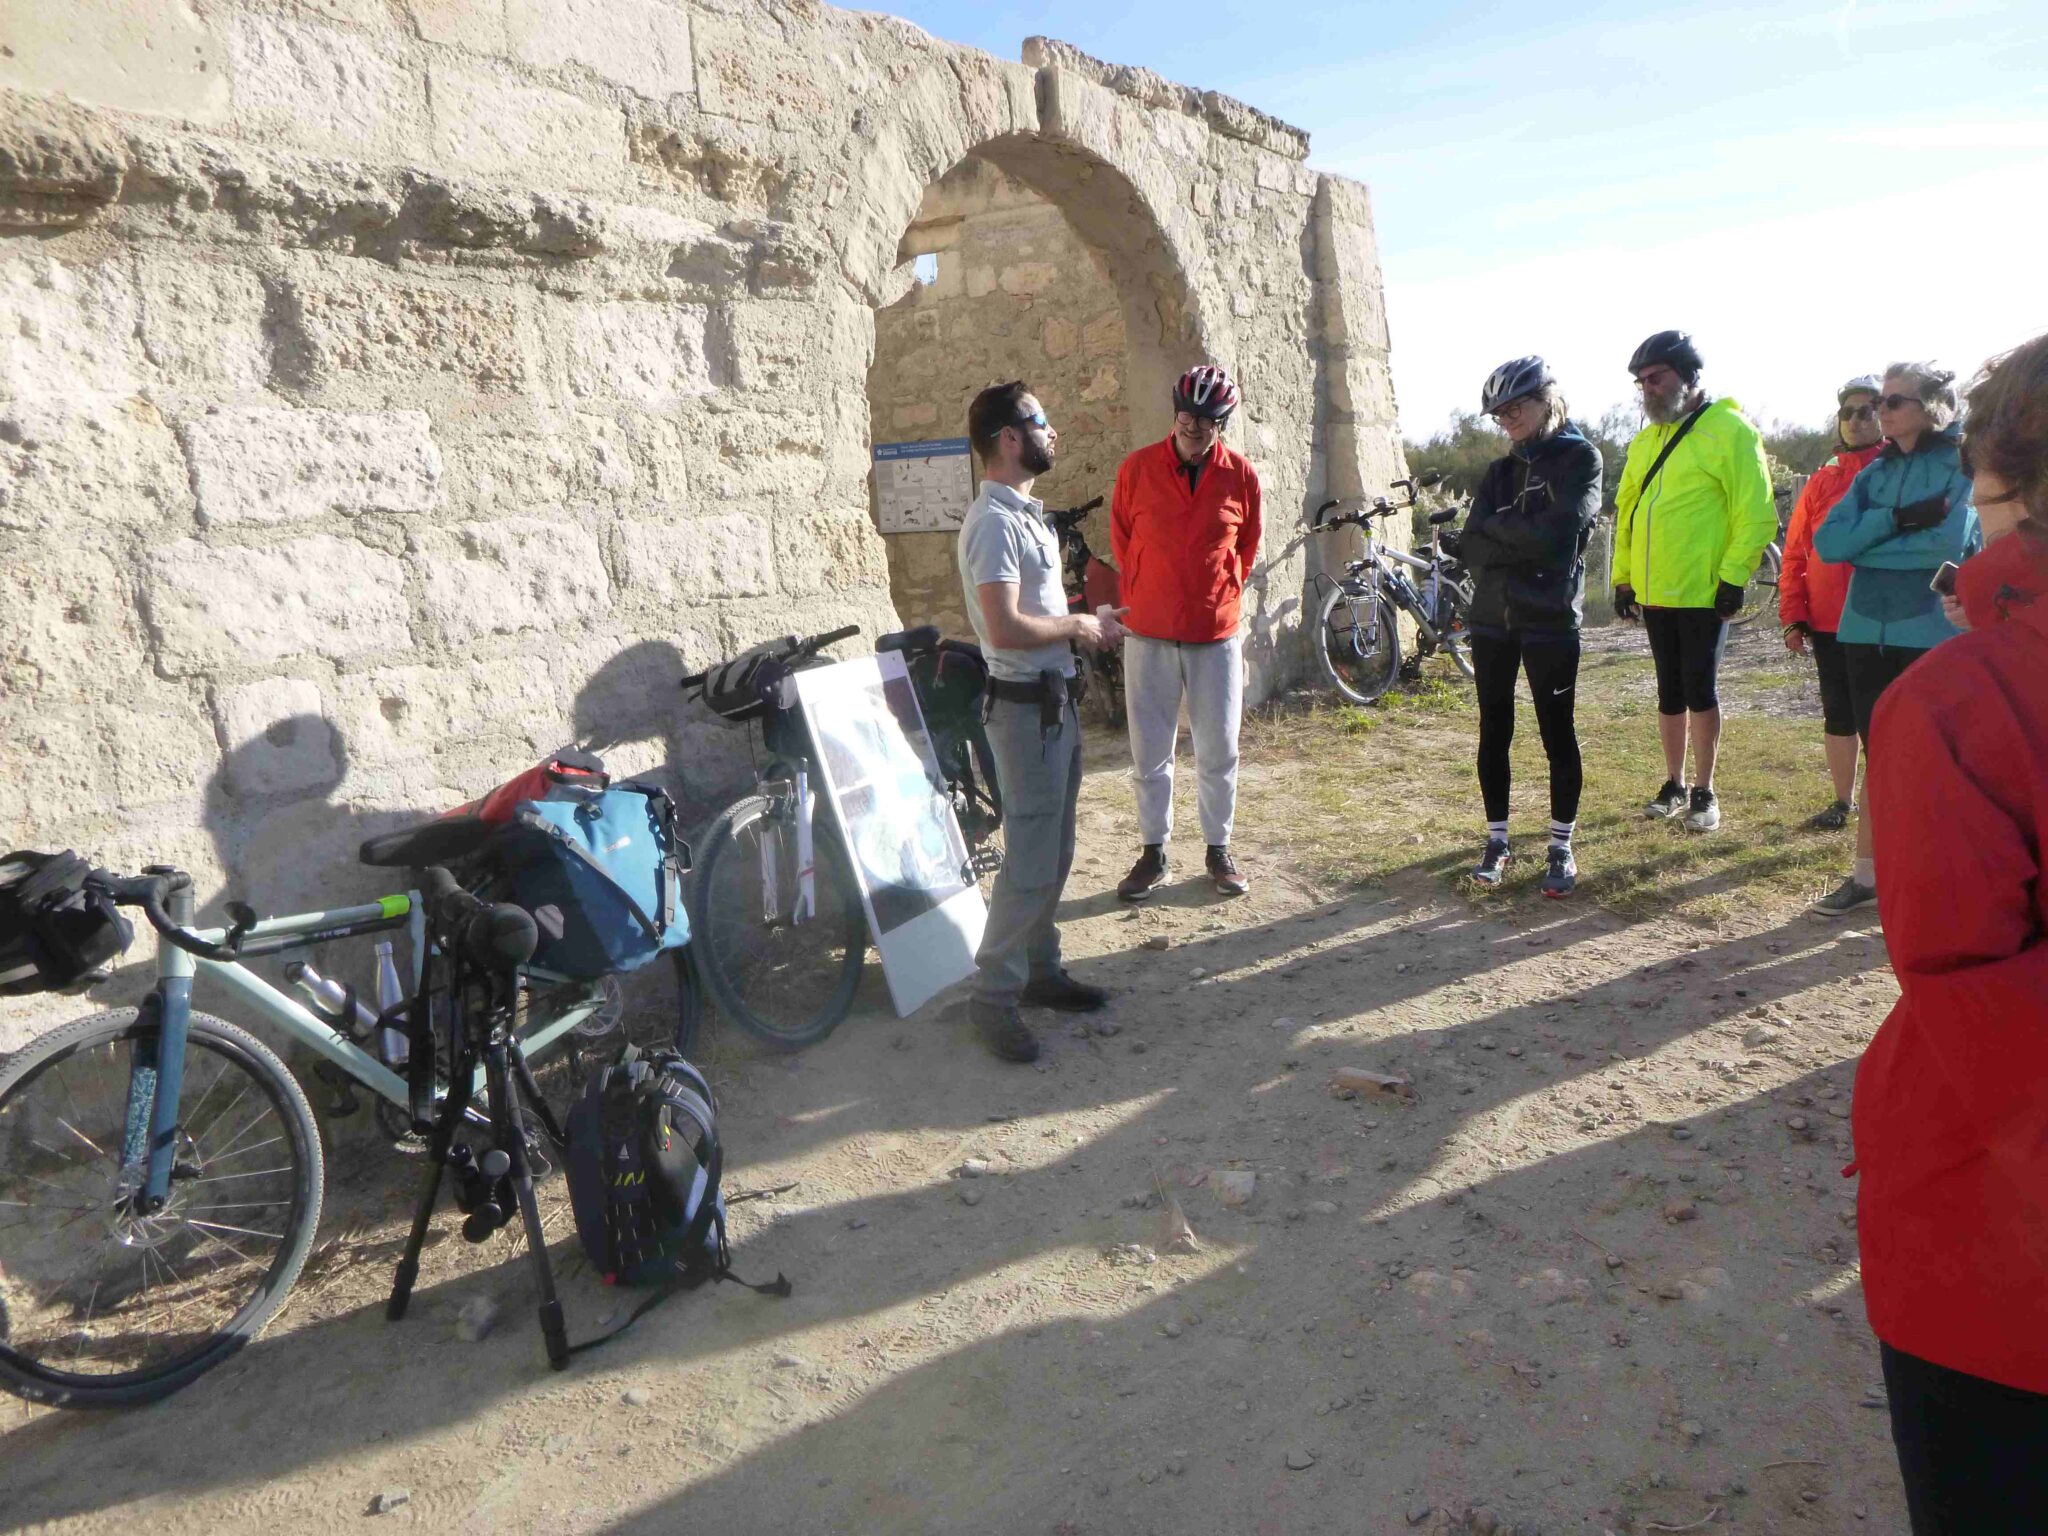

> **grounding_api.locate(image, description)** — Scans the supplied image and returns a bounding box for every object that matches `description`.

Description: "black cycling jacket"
[1455,422,1604,632]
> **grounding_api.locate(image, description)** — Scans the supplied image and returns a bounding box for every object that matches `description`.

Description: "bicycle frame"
[1333,522,1459,651]
[123,884,607,1211]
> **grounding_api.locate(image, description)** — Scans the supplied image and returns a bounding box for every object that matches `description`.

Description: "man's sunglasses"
[1011,410,1050,430]
[1838,403,1878,422]
[1878,393,1925,412]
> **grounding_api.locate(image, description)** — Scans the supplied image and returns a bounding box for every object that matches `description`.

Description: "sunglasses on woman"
[1879,393,1925,412]
[1838,403,1878,422]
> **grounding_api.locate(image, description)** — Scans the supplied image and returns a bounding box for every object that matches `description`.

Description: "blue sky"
[878,0,2048,437]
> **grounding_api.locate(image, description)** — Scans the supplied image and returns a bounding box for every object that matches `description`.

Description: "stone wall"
[0,3,1406,1042]
[870,157,1125,641]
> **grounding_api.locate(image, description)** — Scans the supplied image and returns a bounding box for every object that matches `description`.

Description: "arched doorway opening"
[863,137,1202,644]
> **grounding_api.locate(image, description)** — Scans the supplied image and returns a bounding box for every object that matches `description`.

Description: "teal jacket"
[1813,424,1980,651]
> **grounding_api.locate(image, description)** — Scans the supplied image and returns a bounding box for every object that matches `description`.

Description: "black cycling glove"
[1714,580,1745,618]
[1893,494,1948,532]
[1613,583,1639,620]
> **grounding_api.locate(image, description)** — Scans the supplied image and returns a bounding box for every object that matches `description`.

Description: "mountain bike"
[682,624,1002,1049]
[1049,495,1124,726]
[0,848,692,1407]
[1728,540,1783,627]
[1310,477,1475,704]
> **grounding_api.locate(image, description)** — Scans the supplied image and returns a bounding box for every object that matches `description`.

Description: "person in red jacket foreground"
[1779,376,1885,837]
[1854,331,2048,1534]
[1111,364,1263,899]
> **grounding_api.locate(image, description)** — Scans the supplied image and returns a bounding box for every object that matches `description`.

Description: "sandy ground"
[1,636,1907,1536]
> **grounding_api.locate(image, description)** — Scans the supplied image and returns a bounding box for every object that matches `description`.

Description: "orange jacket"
[1110,439,1263,643]
[1779,442,1882,633]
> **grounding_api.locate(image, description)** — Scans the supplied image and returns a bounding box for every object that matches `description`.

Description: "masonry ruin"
[0,1,1406,1036]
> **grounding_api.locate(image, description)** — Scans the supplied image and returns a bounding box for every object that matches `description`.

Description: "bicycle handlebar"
[1049,496,1104,529]
[679,623,864,694]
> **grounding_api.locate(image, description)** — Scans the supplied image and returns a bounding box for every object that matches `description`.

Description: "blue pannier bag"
[495,782,690,979]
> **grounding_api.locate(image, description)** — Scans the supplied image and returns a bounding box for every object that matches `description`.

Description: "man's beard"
[1643,385,1690,425]
[1021,438,1054,475]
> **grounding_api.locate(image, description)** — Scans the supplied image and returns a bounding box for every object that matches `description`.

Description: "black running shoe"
[1645,779,1688,819]
[1117,845,1168,901]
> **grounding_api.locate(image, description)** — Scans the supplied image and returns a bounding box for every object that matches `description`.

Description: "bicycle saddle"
[358,817,497,869]
[877,624,940,655]
[1427,509,1460,526]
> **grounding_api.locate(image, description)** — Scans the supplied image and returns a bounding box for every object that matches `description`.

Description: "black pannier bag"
[0,850,133,997]
[905,639,1002,843]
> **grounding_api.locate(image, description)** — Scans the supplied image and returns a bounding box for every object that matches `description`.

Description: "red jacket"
[1779,442,1882,633]
[1110,438,1263,643]
[1856,531,2048,1392]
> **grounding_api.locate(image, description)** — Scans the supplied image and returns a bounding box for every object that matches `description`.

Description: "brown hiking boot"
[1117,845,1168,901]
[1206,844,1248,897]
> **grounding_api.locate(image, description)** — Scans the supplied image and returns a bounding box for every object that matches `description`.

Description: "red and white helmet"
[1173,364,1240,420]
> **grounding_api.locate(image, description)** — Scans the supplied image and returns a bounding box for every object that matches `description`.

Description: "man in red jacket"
[1111,365,1263,899]
[1855,333,2048,1533]
[1778,377,1884,858]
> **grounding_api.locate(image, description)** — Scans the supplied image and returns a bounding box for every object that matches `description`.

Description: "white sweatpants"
[1124,632,1244,847]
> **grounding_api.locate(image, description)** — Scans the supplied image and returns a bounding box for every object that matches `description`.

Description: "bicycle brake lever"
[221,901,258,956]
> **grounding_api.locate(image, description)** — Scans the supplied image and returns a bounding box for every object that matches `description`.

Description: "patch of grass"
[1238,649,1849,921]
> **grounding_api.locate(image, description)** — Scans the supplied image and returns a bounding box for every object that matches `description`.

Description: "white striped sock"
[1549,820,1575,850]
[1486,820,1509,844]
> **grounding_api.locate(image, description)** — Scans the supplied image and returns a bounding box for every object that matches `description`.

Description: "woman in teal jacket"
[1812,362,1980,912]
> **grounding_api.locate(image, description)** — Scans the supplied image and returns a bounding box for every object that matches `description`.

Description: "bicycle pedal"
[313,1063,360,1118]
[970,846,1005,877]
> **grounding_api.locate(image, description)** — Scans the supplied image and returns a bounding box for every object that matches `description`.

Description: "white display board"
[794,653,986,1016]
[874,437,975,534]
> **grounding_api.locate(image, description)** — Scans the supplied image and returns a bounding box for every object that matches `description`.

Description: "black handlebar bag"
[0,850,133,996]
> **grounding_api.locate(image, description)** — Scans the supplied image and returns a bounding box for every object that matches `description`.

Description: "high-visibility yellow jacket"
[1611,397,1779,608]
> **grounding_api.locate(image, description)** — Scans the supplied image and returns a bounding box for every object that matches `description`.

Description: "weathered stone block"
[441,415,632,516]
[213,678,340,797]
[409,0,509,53]
[145,536,412,673]
[621,515,774,603]
[0,397,192,534]
[0,89,127,229]
[136,260,271,393]
[0,547,147,700]
[773,508,889,598]
[0,256,142,399]
[566,302,713,407]
[699,408,826,502]
[186,408,442,527]
[334,658,561,767]
[429,62,625,181]
[418,517,610,643]
[228,14,425,159]
[0,2,228,123]
[506,0,693,100]
[285,273,536,393]
[719,301,814,396]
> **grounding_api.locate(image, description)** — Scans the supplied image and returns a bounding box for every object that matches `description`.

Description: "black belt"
[985,669,1075,738]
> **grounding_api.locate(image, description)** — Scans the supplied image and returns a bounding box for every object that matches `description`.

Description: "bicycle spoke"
[184,1218,286,1243]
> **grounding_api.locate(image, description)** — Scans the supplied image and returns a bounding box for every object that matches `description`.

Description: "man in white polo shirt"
[955,380,1125,1062]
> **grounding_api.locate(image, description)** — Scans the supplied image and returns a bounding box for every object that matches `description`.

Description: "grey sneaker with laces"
[1685,787,1721,832]
[1812,876,1878,917]
[1540,846,1577,898]
[1471,838,1511,887]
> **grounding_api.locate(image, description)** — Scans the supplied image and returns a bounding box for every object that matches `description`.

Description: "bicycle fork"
[122,880,197,1216]
[758,770,818,926]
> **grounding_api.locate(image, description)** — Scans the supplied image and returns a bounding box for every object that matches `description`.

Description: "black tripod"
[386,882,571,1370]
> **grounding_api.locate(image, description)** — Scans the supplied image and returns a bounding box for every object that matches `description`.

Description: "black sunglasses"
[1879,393,1925,412]
[1838,403,1878,422]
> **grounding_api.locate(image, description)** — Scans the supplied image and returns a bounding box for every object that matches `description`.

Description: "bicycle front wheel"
[0,1009,323,1408]
[1318,583,1402,705]
[691,793,867,1048]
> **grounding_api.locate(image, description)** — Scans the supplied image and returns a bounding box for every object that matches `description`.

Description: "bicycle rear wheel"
[1440,583,1476,680]
[0,1009,322,1408]
[1318,584,1402,705]
[691,792,867,1048]
[521,946,705,1129]
[1732,542,1782,627]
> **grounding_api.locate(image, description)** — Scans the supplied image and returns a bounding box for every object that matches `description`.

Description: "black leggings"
[1471,630,1582,824]
[1883,1343,2048,1533]
[1642,606,1728,714]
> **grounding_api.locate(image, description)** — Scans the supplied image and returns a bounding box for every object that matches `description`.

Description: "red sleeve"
[1239,464,1263,579]
[1868,665,2048,1151]
[1778,475,1822,628]
[1111,458,1136,572]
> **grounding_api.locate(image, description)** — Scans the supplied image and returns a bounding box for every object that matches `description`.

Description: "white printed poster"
[793,653,986,1016]
[874,437,975,534]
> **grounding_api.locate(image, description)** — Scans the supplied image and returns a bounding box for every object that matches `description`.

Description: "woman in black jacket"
[1447,356,1604,896]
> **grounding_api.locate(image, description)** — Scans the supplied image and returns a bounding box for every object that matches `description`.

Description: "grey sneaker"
[1471,838,1511,887]
[1540,846,1578,899]
[1645,780,1689,819]
[1685,787,1721,833]
[1812,877,1878,917]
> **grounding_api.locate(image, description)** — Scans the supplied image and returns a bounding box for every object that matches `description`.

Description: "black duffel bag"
[0,850,133,996]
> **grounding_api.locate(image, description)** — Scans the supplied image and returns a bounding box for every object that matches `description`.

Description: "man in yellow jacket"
[1611,330,1778,832]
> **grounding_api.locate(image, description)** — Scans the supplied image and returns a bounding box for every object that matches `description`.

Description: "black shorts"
[1809,630,1856,737]
[1844,641,1931,747]
[1642,607,1728,715]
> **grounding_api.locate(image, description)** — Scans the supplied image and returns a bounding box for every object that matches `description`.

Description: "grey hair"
[1884,361,1960,428]
[1534,380,1570,436]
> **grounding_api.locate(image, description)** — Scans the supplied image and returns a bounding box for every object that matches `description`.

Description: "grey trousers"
[1124,632,1244,847]
[973,695,1081,1006]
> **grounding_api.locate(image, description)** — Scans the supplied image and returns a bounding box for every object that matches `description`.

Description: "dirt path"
[2,640,1907,1535]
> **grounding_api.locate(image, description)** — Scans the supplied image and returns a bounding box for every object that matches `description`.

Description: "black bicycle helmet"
[1628,330,1703,383]
[1480,355,1554,415]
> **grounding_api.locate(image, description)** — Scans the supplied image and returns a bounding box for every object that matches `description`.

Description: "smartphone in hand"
[1930,561,1961,597]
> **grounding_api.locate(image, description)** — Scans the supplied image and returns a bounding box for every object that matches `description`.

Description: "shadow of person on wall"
[573,638,754,829]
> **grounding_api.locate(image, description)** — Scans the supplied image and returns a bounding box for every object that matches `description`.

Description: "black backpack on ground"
[560,1045,789,1351]
[0,850,132,997]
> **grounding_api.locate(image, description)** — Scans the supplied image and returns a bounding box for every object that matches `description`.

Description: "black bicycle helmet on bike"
[1479,355,1554,415]
[1173,364,1239,421]
[1627,329,1703,383]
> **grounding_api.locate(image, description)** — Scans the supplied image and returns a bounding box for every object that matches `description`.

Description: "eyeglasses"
[1838,403,1878,422]
[1879,394,1925,412]
[1490,398,1536,424]
[1010,410,1050,431]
